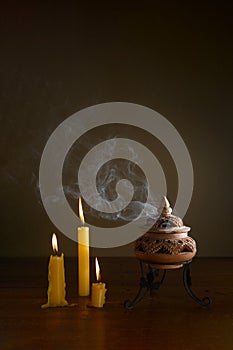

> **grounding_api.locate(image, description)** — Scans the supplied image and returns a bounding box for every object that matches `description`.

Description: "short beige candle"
[42,234,68,308]
[91,258,107,308]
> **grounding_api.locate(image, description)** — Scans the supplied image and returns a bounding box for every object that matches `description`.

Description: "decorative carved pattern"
[135,235,196,255]
[152,215,184,231]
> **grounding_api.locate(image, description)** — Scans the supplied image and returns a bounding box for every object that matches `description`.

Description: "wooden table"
[0,258,232,350]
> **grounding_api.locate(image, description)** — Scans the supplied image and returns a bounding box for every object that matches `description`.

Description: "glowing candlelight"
[79,197,85,224]
[95,257,101,281]
[52,233,58,254]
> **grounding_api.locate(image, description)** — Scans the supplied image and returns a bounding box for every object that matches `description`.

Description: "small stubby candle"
[91,257,107,308]
[78,197,90,296]
[41,234,68,308]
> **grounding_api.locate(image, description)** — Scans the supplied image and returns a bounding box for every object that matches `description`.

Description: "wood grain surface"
[0,258,232,350]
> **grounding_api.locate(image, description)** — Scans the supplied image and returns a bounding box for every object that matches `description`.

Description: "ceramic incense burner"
[134,197,197,269]
[125,197,210,309]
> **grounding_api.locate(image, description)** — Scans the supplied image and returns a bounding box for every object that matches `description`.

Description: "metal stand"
[124,260,211,310]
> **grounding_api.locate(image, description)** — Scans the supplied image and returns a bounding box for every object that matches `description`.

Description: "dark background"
[1,1,232,257]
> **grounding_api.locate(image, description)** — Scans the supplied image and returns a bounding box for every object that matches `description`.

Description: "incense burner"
[124,197,210,309]
[134,197,196,269]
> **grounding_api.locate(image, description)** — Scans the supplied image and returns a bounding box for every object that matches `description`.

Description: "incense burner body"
[134,199,196,268]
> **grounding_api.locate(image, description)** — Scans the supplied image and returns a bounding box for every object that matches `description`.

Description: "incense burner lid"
[149,197,190,234]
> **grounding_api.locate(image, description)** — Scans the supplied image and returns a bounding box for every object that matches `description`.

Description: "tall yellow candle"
[91,257,107,308]
[41,234,68,308]
[78,197,90,296]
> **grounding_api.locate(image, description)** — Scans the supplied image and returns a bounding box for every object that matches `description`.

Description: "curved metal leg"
[124,261,166,309]
[124,281,150,310]
[183,262,211,306]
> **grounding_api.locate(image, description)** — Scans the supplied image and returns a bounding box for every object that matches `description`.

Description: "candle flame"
[95,257,101,282]
[52,233,58,253]
[79,197,85,224]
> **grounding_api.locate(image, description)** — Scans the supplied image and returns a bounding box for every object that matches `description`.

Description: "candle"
[78,197,90,296]
[91,257,107,308]
[41,234,68,308]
